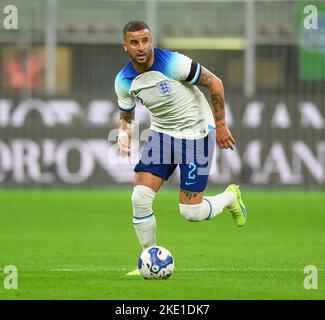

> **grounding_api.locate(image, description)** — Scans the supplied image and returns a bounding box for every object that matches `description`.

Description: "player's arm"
[196,66,235,150]
[114,72,136,157]
[117,110,134,157]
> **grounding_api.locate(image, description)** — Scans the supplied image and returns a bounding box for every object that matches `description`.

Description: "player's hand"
[117,131,131,157]
[215,122,236,150]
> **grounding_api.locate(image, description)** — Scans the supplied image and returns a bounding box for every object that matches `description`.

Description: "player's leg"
[134,171,164,192]
[178,186,236,222]
[178,131,247,225]
[178,171,247,225]
[127,130,177,276]
[131,130,176,250]
[179,185,246,226]
[127,171,164,276]
[132,171,164,249]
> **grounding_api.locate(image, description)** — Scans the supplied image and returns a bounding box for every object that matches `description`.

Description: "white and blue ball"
[138,246,174,280]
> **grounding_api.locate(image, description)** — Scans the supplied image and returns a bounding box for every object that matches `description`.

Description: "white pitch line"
[49,268,129,272]
[46,267,322,273]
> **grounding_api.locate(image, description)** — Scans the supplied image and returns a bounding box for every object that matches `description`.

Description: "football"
[138,246,175,280]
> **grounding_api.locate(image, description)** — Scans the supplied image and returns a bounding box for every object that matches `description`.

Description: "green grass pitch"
[0,189,324,300]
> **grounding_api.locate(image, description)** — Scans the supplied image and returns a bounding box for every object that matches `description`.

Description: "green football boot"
[126,268,141,276]
[225,184,247,227]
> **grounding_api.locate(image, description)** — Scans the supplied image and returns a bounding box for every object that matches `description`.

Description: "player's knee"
[132,185,156,217]
[179,203,203,222]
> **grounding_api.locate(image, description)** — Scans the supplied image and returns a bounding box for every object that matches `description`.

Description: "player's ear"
[122,41,127,52]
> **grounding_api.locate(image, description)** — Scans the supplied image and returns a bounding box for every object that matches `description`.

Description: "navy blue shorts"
[134,130,215,192]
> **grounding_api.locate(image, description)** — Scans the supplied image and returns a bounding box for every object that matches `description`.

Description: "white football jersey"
[115,48,215,139]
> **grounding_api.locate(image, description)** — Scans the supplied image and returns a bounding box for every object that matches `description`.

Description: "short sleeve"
[114,76,136,112]
[167,52,202,84]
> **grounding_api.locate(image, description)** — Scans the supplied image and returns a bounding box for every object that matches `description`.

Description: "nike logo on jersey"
[185,181,196,185]
[133,88,142,95]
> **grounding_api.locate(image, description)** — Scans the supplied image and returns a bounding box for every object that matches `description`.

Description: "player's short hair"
[123,21,150,37]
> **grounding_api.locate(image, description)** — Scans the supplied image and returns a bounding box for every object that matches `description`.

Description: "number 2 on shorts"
[188,163,197,180]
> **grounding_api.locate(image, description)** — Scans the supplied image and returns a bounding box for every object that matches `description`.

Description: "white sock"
[204,191,235,220]
[179,202,211,221]
[132,185,157,249]
[133,216,157,249]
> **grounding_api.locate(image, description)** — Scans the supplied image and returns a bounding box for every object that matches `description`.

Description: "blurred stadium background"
[0,0,324,190]
[1,0,325,300]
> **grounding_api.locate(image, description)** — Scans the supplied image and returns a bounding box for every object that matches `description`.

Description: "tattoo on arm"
[197,70,211,87]
[120,110,134,123]
[197,67,225,123]
[181,189,198,200]
[211,92,225,122]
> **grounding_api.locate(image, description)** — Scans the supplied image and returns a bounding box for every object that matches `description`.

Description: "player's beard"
[134,49,152,66]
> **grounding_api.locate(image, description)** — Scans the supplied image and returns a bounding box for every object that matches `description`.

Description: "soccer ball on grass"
[138,246,174,280]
